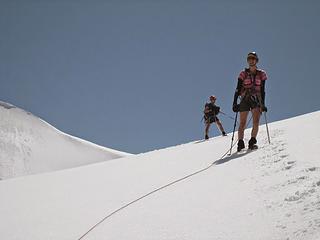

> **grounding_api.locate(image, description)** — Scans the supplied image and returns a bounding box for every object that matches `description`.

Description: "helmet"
[247,51,259,63]
[209,95,216,101]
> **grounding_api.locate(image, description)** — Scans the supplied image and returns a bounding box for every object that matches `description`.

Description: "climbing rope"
[77,116,253,240]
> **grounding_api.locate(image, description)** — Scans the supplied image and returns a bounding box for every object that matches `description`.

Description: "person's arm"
[233,78,242,105]
[260,80,268,112]
[204,105,211,114]
[213,105,220,115]
[261,80,266,105]
[233,70,245,112]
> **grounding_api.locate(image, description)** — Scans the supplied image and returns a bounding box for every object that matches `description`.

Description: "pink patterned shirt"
[238,68,267,96]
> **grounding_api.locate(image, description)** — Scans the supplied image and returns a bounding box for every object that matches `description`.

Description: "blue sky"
[1,0,319,153]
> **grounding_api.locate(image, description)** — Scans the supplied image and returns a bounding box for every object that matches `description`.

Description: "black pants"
[239,95,261,112]
[205,115,219,124]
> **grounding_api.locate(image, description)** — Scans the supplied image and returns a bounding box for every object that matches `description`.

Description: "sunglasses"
[247,56,257,61]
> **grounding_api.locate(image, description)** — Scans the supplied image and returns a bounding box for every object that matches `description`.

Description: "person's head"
[209,95,216,102]
[247,52,259,67]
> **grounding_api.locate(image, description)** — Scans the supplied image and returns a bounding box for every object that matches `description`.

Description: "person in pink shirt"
[232,52,268,151]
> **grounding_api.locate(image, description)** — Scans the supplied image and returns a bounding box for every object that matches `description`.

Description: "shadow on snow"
[214,150,253,165]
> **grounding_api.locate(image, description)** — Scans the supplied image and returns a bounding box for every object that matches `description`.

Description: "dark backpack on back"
[204,103,220,117]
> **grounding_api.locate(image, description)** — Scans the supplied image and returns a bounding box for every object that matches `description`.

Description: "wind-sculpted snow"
[0,101,131,179]
[0,111,319,240]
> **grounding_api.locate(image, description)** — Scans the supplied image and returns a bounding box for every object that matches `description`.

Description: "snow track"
[77,135,243,239]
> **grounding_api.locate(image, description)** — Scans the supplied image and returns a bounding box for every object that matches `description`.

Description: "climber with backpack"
[204,95,227,140]
[232,52,268,151]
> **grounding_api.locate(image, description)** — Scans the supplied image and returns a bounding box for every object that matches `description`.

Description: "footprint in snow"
[307,167,318,172]
[285,190,313,202]
[298,176,307,180]
[276,224,287,229]
[308,189,316,194]
[287,176,307,185]
[285,165,294,170]
[282,160,295,170]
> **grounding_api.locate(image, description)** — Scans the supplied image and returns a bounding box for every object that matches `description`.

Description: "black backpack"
[204,103,220,117]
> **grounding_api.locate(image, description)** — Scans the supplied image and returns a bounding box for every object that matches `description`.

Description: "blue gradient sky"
[1,0,319,153]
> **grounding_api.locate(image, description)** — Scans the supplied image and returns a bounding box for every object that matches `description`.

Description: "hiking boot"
[205,134,209,140]
[222,131,227,136]
[237,139,245,152]
[248,137,257,150]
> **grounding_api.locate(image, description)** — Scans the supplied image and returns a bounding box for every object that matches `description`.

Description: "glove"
[261,106,268,112]
[232,104,240,112]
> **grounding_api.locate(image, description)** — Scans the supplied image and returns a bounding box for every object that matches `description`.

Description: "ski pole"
[229,112,238,155]
[264,112,271,144]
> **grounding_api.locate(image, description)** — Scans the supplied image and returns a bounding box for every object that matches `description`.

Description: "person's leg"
[216,120,226,136]
[248,107,261,148]
[251,108,261,138]
[237,111,248,151]
[238,111,249,140]
[205,120,211,139]
[238,97,251,140]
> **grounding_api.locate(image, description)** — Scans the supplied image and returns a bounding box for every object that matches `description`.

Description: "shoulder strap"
[244,68,250,77]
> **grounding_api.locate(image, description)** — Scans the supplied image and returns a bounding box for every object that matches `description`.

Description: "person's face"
[247,56,257,67]
[210,98,216,103]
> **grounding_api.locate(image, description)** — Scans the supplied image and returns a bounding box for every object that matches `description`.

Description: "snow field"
[0,111,319,240]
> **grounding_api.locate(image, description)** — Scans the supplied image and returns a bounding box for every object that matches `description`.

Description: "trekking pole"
[264,112,271,144]
[229,112,238,155]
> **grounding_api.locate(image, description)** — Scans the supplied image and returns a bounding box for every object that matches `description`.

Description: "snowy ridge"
[0,111,319,240]
[0,101,131,180]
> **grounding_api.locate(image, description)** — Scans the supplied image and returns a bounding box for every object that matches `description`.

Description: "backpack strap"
[243,68,262,96]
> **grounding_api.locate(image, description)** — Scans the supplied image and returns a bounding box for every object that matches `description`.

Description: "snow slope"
[0,111,319,240]
[0,101,131,180]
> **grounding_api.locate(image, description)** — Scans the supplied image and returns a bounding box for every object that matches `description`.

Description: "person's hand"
[261,106,268,112]
[232,104,240,112]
